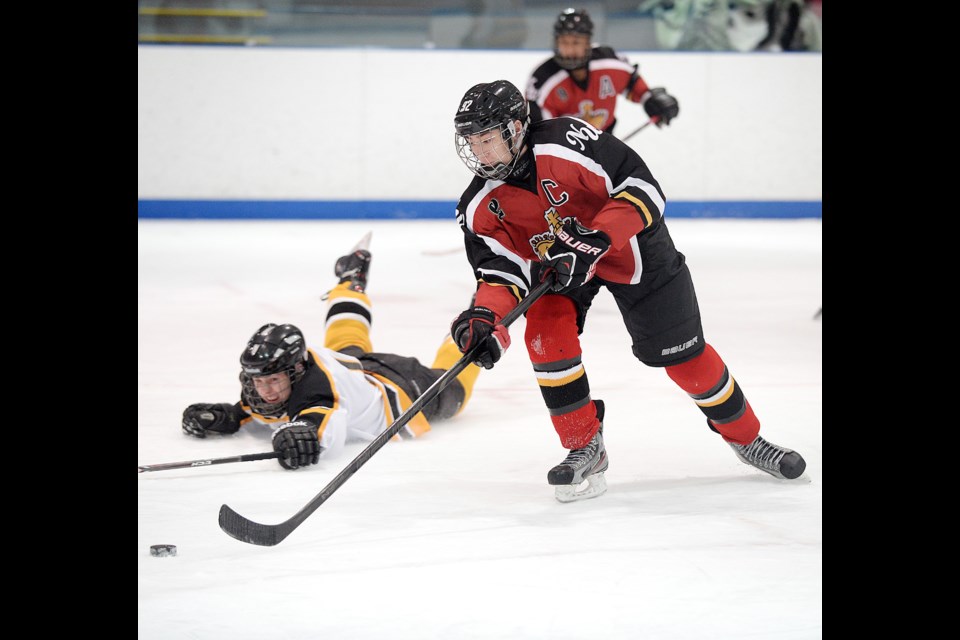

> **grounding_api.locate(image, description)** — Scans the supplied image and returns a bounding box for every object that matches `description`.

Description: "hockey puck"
[150,544,177,557]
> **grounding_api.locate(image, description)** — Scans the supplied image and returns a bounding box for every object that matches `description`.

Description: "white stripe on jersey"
[465,179,503,232]
[535,138,665,219]
[612,175,666,216]
[478,266,531,294]
[535,57,635,110]
[587,58,635,75]
[466,185,533,288]
[534,142,613,192]
[536,70,568,111]
[627,235,643,285]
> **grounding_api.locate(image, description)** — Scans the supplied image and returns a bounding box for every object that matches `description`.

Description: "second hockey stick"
[139,451,281,473]
[219,278,555,547]
[620,115,661,143]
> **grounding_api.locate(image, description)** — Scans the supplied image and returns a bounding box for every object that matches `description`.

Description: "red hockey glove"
[451,306,511,370]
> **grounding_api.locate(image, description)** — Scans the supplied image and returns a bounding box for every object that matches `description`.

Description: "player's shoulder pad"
[529,58,563,87]
[456,176,490,230]
[592,46,620,61]
[532,117,605,153]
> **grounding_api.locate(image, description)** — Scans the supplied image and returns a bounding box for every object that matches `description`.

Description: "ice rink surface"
[138,218,821,639]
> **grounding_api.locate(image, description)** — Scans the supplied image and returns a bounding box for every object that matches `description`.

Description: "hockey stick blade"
[219,278,555,546]
[220,504,293,546]
[138,451,281,473]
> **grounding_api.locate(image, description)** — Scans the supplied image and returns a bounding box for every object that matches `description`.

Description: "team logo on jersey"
[544,207,566,234]
[488,198,506,220]
[529,207,572,259]
[565,120,603,150]
[576,101,609,130]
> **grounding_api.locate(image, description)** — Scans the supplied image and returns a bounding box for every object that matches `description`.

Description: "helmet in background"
[553,8,594,70]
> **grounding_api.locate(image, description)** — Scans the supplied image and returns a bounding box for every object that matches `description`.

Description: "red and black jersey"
[455,117,666,320]
[525,47,650,134]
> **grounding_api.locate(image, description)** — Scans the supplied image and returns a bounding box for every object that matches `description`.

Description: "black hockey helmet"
[239,323,307,416]
[554,7,594,37]
[553,8,594,70]
[454,80,530,181]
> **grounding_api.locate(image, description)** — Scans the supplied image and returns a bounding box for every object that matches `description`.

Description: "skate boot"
[547,400,609,503]
[729,434,806,480]
[334,231,372,293]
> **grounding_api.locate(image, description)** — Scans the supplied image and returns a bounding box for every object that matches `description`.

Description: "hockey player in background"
[525,7,679,136]
[450,80,805,502]
[181,237,482,470]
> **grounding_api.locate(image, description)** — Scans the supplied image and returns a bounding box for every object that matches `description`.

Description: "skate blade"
[351,230,373,253]
[554,472,607,503]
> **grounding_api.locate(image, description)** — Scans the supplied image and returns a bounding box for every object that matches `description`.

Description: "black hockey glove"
[272,420,323,470]
[182,403,242,438]
[541,221,611,292]
[451,306,511,370]
[643,88,679,126]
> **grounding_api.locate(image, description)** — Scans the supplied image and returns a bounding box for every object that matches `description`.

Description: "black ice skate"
[334,231,372,293]
[729,434,806,480]
[547,400,609,503]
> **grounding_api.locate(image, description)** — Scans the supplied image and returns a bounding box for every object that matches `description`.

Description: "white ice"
[138,219,822,639]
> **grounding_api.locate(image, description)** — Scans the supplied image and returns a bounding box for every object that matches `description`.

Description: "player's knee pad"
[525,295,581,364]
[665,343,724,393]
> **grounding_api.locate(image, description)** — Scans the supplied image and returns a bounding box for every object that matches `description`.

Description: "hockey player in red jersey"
[181,235,483,470]
[525,8,679,136]
[450,80,805,502]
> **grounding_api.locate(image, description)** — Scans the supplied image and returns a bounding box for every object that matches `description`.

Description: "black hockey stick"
[620,115,661,143]
[138,451,281,473]
[219,278,555,546]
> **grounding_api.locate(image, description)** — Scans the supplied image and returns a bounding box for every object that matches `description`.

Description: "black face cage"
[554,49,592,71]
[239,366,305,418]
[455,119,528,181]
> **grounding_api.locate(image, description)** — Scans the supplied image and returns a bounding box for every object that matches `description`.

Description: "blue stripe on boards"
[138,200,821,220]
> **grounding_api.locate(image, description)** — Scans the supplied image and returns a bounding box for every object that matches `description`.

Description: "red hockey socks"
[525,295,600,449]
[665,344,760,446]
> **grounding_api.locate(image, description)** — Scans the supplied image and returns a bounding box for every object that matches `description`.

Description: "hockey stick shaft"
[219,278,555,546]
[138,451,281,473]
[620,116,660,143]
